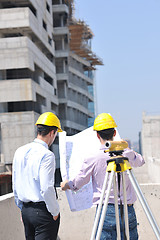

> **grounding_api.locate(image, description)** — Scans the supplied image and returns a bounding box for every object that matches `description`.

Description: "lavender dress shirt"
[68,144,145,205]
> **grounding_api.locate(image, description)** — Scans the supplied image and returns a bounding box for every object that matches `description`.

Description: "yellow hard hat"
[35,112,63,132]
[93,113,117,131]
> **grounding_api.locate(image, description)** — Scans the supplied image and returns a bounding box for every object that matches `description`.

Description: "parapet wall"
[0,185,160,240]
[0,193,25,240]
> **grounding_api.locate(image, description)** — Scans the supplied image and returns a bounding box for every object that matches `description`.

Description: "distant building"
[124,139,132,149]
[141,112,160,183]
[0,0,103,194]
[141,112,160,160]
[138,131,142,154]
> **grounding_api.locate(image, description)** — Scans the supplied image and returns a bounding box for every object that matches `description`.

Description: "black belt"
[23,201,46,208]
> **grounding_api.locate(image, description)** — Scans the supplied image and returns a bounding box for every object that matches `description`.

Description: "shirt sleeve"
[68,156,95,191]
[39,153,59,217]
[12,154,23,210]
[123,148,145,167]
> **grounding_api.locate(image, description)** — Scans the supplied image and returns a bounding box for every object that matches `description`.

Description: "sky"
[74,0,160,142]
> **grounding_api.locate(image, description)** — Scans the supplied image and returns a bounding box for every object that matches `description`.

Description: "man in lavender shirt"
[61,113,145,240]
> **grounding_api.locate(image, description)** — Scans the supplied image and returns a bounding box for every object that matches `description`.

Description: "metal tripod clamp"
[106,156,132,173]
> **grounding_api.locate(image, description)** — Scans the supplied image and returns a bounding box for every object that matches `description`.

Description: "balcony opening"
[43,20,47,31]
[8,101,35,112]
[52,0,66,6]
[46,2,50,13]
[55,59,64,73]
[7,98,46,115]
[55,39,63,50]
[48,36,52,46]
[44,72,53,86]
[6,68,32,80]
[51,102,58,112]
[36,94,46,107]
[3,33,23,38]
[52,0,60,5]
[53,13,67,28]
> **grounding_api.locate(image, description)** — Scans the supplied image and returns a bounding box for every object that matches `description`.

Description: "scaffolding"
[69,20,103,69]
[65,0,103,69]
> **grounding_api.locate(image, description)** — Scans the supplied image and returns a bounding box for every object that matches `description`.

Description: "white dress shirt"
[12,138,59,217]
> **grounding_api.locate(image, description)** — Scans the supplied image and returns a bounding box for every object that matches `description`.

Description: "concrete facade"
[0,0,58,168]
[0,184,160,240]
[0,0,102,191]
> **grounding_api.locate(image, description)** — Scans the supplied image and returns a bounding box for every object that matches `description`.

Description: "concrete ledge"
[0,185,160,240]
[52,5,69,14]
[58,190,96,240]
[135,183,160,240]
[0,193,25,240]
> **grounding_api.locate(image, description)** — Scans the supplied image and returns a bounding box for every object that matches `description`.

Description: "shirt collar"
[34,138,49,149]
[100,144,108,150]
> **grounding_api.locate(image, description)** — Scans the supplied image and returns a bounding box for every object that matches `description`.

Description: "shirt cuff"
[15,198,23,210]
[52,202,60,217]
[68,180,78,191]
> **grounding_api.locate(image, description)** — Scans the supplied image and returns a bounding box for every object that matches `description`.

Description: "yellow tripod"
[90,141,160,240]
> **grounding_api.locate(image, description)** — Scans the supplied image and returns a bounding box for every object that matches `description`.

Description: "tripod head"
[105,140,129,172]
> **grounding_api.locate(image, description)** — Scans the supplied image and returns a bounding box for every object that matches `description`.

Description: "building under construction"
[0,0,103,194]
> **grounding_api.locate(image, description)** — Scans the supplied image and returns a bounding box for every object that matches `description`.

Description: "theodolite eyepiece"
[105,140,128,152]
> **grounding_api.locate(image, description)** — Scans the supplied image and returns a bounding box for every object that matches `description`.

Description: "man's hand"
[53,213,59,221]
[60,180,70,191]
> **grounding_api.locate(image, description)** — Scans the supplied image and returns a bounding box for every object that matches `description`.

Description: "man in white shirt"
[12,112,62,240]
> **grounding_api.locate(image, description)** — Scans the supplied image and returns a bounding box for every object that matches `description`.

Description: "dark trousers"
[21,202,60,240]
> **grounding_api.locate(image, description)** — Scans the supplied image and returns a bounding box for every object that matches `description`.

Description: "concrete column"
[63,59,66,73]
[0,70,6,80]
[62,37,65,50]
[64,82,67,98]
[60,15,63,27]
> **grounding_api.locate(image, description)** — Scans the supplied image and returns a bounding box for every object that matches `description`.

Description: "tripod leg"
[122,172,130,239]
[90,171,110,240]
[127,169,160,239]
[95,171,115,240]
[113,174,121,240]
